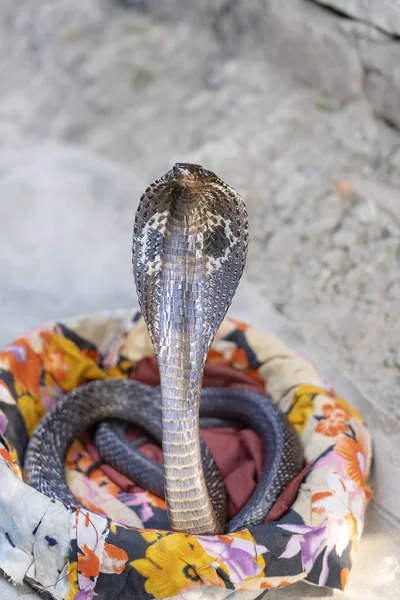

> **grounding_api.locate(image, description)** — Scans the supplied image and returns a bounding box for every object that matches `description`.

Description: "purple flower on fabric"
[120,492,155,523]
[276,522,330,581]
[277,504,356,587]
[301,524,330,573]
[40,378,63,412]
[198,534,268,582]
[3,344,27,363]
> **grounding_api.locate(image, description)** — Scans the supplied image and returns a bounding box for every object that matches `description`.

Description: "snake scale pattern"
[25,163,304,535]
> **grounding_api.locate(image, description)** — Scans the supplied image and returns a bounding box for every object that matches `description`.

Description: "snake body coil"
[25,379,303,532]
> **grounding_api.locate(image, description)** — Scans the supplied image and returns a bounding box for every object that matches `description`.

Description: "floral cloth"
[0,309,372,599]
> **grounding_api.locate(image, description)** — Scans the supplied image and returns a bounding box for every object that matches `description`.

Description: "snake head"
[169,163,215,188]
[132,163,249,355]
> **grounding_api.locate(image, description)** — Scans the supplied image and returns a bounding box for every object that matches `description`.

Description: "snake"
[24,163,304,535]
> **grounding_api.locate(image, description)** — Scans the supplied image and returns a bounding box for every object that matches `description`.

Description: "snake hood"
[132,163,249,534]
[132,163,249,352]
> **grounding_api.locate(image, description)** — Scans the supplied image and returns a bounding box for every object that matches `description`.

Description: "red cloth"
[85,357,304,522]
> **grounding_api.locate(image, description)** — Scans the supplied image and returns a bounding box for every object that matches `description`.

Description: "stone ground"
[1,0,399,419]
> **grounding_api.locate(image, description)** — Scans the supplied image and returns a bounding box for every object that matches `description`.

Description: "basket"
[0,309,372,599]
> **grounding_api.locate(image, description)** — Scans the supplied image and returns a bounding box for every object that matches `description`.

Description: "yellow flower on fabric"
[39,332,127,391]
[117,358,135,374]
[139,530,169,544]
[17,393,45,436]
[14,380,26,396]
[13,380,45,436]
[287,384,364,435]
[131,532,221,598]
[40,332,102,390]
[66,561,79,600]
[109,522,118,535]
[287,384,328,434]
[233,529,266,574]
[105,365,128,379]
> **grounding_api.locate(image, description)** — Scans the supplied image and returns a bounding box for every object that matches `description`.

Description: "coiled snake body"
[25,164,304,535]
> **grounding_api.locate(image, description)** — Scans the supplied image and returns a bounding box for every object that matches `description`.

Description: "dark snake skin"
[24,379,226,528]
[25,378,303,532]
[24,163,304,535]
[94,383,303,532]
[95,415,244,500]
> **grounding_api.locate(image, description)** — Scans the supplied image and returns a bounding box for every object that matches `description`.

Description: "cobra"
[25,163,303,535]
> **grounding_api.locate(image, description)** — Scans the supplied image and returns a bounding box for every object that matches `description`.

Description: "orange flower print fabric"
[0,310,372,600]
[315,402,352,437]
[335,433,370,491]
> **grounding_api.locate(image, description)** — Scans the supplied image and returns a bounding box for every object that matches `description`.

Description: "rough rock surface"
[0,0,399,425]
[337,18,400,130]
[256,0,364,105]
[314,0,400,37]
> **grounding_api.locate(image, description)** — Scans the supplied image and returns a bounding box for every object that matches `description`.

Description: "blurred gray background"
[1,0,399,418]
[0,2,400,598]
